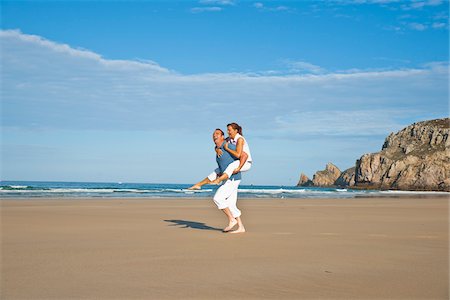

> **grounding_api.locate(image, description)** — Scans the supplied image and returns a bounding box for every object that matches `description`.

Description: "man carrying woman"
[188,124,252,233]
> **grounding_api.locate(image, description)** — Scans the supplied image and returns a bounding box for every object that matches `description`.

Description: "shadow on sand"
[164,219,223,232]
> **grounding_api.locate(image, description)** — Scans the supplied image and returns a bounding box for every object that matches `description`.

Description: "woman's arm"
[233,151,248,174]
[224,138,243,159]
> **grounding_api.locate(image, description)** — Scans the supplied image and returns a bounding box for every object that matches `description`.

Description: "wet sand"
[1,197,448,299]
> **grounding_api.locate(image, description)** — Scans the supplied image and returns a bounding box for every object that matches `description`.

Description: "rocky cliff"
[297,118,450,191]
[354,118,449,191]
[297,173,313,186]
[312,163,341,186]
[335,167,356,187]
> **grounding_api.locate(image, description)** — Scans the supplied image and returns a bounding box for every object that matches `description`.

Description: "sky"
[1,0,448,185]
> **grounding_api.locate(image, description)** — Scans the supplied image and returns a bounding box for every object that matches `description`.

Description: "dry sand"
[1,197,448,299]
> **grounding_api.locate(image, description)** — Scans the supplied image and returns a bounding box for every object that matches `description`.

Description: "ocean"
[1,181,448,199]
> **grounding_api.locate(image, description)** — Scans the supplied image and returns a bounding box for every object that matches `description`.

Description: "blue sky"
[1,0,448,185]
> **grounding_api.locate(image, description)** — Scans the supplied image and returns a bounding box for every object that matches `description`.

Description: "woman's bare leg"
[188,177,211,190]
[211,173,229,185]
[211,154,250,185]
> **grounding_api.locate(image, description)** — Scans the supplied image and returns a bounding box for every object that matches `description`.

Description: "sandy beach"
[1,197,448,299]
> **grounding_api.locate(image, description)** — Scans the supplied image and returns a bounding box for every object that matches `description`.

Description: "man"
[188,129,246,234]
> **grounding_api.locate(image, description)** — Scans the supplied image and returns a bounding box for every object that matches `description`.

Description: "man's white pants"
[212,179,242,218]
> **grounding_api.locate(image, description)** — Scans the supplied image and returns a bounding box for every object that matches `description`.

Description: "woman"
[211,122,252,184]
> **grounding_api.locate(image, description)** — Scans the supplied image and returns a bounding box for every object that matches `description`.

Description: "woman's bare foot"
[223,219,238,232]
[187,185,201,190]
[230,227,246,234]
[210,179,221,185]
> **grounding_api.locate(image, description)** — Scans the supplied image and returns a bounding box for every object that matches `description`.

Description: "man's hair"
[227,122,243,135]
[215,128,224,136]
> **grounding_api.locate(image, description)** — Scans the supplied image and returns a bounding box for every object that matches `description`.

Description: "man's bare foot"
[230,227,246,234]
[187,185,201,190]
[223,219,238,232]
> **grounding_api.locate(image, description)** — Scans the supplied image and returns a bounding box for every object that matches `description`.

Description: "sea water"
[1,181,448,199]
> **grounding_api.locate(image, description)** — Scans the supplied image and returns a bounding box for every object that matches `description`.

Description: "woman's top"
[230,133,253,163]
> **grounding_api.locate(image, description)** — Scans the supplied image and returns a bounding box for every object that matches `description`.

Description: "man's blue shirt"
[216,141,241,181]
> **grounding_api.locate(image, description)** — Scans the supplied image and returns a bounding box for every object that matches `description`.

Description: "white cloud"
[275,6,289,11]
[394,19,448,32]
[253,2,292,12]
[332,0,400,4]
[199,0,235,5]
[433,12,449,20]
[383,25,403,32]
[345,0,443,7]
[1,29,448,138]
[332,0,444,9]
[372,0,400,3]
[284,60,325,74]
[0,29,172,74]
[327,0,448,32]
[432,22,447,28]
[408,22,427,30]
[190,6,223,13]
[402,0,444,10]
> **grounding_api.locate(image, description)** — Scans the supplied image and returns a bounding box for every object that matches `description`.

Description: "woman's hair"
[227,122,243,135]
[215,128,224,136]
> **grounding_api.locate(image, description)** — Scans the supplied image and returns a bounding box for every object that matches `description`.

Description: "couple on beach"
[188,123,252,234]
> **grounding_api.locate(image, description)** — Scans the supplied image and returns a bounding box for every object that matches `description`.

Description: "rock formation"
[312,163,341,186]
[335,167,356,187]
[354,118,449,191]
[297,118,450,191]
[297,173,313,186]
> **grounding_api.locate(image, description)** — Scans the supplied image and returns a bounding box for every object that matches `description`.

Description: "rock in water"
[297,173,313,186]
[354,118,449,191]
[312,163,341,186]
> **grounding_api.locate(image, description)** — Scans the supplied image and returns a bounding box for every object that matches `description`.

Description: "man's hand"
[215,148,223,157]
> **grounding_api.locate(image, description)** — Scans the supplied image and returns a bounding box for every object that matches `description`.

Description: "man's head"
[212,128,225,146]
